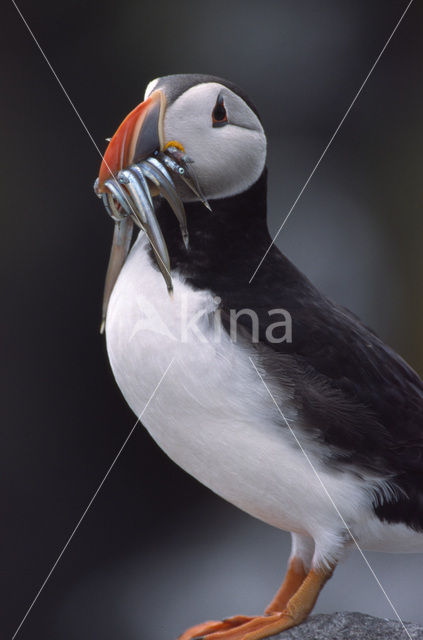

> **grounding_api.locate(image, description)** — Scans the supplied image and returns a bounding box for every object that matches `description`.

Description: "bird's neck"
[154,169,272,289]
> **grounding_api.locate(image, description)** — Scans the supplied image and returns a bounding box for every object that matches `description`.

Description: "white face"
[145,81,267,201]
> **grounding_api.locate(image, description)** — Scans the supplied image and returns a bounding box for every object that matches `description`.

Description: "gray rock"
[271,612,423,639]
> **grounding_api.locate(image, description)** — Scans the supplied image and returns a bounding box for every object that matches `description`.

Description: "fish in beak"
[94,90,210,333]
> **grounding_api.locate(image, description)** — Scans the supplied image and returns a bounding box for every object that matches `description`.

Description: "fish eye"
[212,94,228,127]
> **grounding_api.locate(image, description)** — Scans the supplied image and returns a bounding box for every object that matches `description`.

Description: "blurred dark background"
[2,1,423,638]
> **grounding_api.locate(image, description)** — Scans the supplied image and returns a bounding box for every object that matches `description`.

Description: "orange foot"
[178,561,335,640]
[180,612,297,640]
[178,616,255,640]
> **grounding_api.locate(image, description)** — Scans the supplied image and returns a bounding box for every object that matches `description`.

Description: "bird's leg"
[178,561,336,640]
[264,556,308,614]
[178,534,315,640]
[265,532,314,613]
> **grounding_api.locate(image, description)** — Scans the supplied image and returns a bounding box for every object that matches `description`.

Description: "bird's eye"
[212,94,228,127]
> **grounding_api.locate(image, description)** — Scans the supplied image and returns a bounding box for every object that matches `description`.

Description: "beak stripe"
[98,91,165,191]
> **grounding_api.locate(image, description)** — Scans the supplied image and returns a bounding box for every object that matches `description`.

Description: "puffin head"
[95,74,266,330]
[97,73,266,202]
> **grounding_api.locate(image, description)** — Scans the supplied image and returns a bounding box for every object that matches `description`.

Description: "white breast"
[105,234,423,565]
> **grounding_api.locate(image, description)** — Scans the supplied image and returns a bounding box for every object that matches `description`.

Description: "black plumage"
[150,169,423,531]
[154,74,262,120]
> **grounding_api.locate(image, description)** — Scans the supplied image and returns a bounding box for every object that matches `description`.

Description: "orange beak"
[95,88,212,332]
[97,89,166,192]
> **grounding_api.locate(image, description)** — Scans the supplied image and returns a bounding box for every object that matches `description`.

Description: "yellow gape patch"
[164,140,185,152]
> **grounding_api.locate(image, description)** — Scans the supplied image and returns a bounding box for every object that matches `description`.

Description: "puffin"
[94,74,423,639]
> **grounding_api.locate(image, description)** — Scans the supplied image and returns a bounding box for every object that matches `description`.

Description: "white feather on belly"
[106,234,423,565]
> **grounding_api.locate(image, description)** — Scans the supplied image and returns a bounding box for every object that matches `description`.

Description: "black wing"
[154,181,423,530]
[225,247,423,530]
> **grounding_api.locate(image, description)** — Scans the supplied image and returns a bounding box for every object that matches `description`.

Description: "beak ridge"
[97,90,165,191]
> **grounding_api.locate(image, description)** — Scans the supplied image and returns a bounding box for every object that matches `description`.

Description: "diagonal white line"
[11,358,175,640]
[249,356,413,640]
[10,0,172,280]
[11,1,416,637]
[11,0,106,167]
[249,0,414,284]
